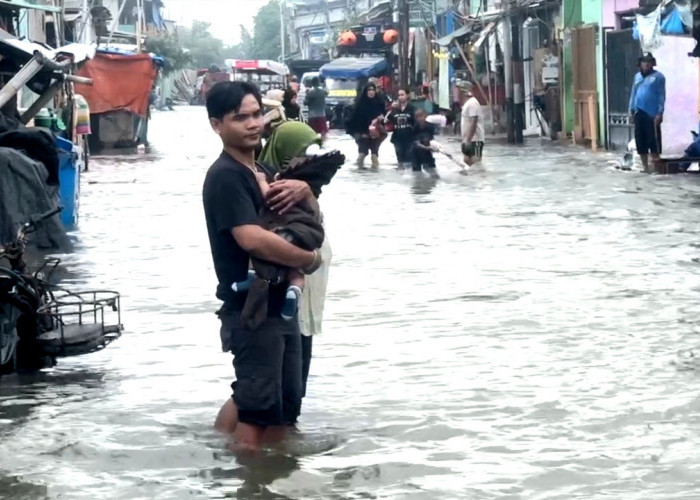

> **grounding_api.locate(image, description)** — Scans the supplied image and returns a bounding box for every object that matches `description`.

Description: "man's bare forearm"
[232,225,314,268]
[463,119,477,143]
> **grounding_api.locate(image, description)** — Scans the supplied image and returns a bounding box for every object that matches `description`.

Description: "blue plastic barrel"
[56,136,79,227]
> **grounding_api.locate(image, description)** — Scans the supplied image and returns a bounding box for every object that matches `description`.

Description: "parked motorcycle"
[0,208,122,375]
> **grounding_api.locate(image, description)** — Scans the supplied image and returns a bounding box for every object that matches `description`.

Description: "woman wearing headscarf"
[346,83,387,168]
[262,122,339,409]
[215,122,340,434]
[282,88,301,121]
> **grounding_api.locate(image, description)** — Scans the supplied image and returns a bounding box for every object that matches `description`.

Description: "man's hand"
[462,141,476,158]
[302,249,323,275]
[266,179,312,214]
[654,114,663,127]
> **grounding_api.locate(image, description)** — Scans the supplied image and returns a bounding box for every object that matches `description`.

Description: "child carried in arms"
[232,144,344,330]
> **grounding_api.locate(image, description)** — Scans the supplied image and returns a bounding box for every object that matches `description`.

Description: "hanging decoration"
[339,31,357,46]
[383,29,399,44]
[634,5,663,52]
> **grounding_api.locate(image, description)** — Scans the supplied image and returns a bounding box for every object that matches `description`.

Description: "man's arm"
[233,225,316,269]
[629,74,639,114]
[413,138,430,150]
[658,74,666,116]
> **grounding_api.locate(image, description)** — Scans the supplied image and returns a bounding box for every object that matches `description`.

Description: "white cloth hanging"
[299,233,332,336]
[636,5,663,52]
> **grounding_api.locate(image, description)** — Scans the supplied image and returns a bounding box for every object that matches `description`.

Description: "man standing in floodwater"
[202,81,322,453]
[629,52,665,173]
[460,81,484,166]
[304,77,328,138]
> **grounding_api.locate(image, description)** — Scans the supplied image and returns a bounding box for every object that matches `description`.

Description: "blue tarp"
[319,57,387,79]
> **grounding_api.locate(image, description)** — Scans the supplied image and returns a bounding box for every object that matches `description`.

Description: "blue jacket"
[629,70,666,117]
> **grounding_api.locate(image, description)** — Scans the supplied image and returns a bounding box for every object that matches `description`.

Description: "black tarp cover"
[0,147,69,251]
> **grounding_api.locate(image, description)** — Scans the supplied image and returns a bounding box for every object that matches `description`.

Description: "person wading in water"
[628,52,666,173]
[386,87,415,170]
[304,77,328,139]
[346,83,386,169]
[203,81,322,454]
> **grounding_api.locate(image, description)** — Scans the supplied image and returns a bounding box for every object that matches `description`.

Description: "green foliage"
[250,0,281,60]
[168,0,284,69]
[179,20,226,69]
[223,26,254,61]
[222,0,282,61]
[144,32,191,75]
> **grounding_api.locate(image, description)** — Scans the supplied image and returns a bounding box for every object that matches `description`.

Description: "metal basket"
[36,290,123,357]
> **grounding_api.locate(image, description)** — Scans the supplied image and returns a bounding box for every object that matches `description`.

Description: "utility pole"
[136,0,142,52]
[398,0,410,87]
[323,0,331,35]
[79,0,90,44]
[280,0,286,62]
[107,0,129,45]
[54,0,64,47]
[512,8,524,143]
[503,5,514,143]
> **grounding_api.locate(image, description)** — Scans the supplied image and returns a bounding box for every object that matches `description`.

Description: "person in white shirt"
[459,81,484,165]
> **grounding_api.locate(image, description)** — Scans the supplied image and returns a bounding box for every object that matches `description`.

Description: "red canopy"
[75,52,157,118]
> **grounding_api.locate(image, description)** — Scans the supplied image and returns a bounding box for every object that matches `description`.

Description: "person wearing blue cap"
[629,52,666,173]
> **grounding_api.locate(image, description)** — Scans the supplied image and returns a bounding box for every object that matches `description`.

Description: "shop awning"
[0,0,61,13]
[435,24,476,47]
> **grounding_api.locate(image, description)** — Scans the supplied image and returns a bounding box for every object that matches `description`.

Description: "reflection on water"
[411,173,439,197]
[0,369,106,433]
[1,107,700,498]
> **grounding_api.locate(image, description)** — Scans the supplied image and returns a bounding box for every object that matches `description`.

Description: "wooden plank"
[588,94,598,151]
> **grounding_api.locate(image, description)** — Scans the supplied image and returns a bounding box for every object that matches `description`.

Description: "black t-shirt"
[388,104,415,144]
[202,151,285,313]
[414,122,435,147]
[284,102,301,120]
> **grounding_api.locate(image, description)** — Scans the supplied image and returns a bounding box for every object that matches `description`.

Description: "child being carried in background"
[412,109,438,175]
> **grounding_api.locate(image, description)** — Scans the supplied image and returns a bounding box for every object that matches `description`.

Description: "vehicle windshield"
[233,71,286,93]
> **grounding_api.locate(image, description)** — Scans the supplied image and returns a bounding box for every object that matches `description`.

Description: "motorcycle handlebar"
[0,207,61,257]
[19,206,62,238]
[31,207,62,225]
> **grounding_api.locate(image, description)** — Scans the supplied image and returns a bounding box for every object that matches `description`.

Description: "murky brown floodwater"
[2,106,700,499]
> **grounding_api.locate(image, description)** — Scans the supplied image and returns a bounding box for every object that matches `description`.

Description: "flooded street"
[3,106,700,499]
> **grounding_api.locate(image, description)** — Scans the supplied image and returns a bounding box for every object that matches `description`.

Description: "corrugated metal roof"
[435,24,474,46]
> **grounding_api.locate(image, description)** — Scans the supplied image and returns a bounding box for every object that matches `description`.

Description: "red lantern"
[383,29,399,44]
[339,31,357,46]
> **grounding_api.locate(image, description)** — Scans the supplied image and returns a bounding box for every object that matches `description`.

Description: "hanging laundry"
[635,6,663,52]
[661,5,686,35]
[673,0,693,30]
